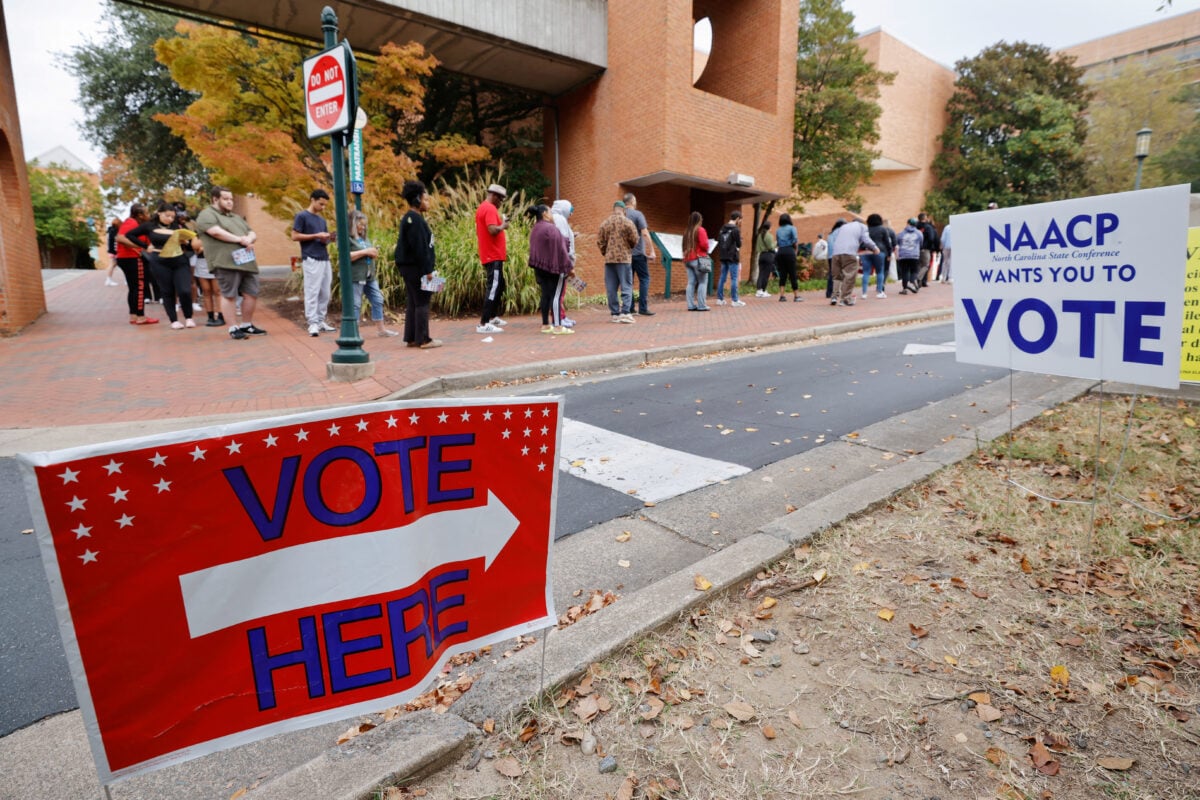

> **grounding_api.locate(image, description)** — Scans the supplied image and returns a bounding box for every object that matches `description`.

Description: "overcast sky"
[6,0,1199,172]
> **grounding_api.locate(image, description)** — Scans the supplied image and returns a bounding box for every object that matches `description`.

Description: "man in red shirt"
[113,203,158,325]
[475,183,509,334]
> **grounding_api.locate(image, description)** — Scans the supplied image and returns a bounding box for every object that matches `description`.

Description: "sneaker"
[230,327,249,340]
[861,292,868,298]
[830,298,838,306]
[419,339,443,349]
[184,318,196,328]
[319,322,337,332]
[205,318,223,327]
[611,315,623,323]
[561,317,575,328]
[637,309,655,316]
[104,278,119,286]
[244,324,268,336]
[731,300,746,307]
[619,314,636,323]
[551,327,575,335]
[476,323,503,334]
[308,323,320,337]
[217,313,227,325]
[170,321,184,330]
[877,291,887,299]
[794,296,804,302]
[715,299,726,306]
[378,329,399,337]
[490,317,508,327]
[779,295,787,302]
[541,326,555,334]
[844,299,856,306]
[696,306,710,311]
[193,303,203,311]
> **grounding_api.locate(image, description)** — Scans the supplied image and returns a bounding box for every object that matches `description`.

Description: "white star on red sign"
[190,446,206,461]
[438,412,449,423]
[149,453,168,467]
[58,467,79,484]
[538,462,546,471]
[79,549,98,565]
[523,428,532,438]
[483,410,493,421]
[103,459,123,475]
[226,441,243,455]
[154,479,172,493]
[503,410,513,420]
[263,434,278,448]
[460,410,471,422]
[72,524,91,539]
[540,426,549,436]
[386,416,398,428]
[296,429,309,442]
[502,429,511,439]
[408,413,419,424]
[542,408,551,417]
[67,497,86,512]
[524,409,533,419]
[356,419,369,432]
[109,487,129,503]
[116,514,134,529]
[327,423,341,436]
[521,446,529,456]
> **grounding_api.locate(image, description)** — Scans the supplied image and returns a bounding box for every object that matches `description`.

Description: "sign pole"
[320,7,371,376]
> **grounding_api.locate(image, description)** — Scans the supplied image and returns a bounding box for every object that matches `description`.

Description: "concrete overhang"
[871,155,920,172]
[132,0,608,97]
[621,170,789,205]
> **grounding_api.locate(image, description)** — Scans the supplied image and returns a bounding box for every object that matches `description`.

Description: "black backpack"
[718,224,738,260]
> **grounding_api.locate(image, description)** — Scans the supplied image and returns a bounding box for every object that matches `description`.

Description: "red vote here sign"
[19,398,561,783]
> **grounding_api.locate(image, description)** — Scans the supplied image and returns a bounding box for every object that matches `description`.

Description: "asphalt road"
[0,321,1006,736]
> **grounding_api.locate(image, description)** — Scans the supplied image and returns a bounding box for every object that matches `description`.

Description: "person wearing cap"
[896,218,924,294]
[596,199,639,323]
[829,214,878,306]
[986,201,999,210]
[475,183,510,335]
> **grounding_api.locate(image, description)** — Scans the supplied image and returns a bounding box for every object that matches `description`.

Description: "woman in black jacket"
[127,202,198,328]
[393,180,441,349]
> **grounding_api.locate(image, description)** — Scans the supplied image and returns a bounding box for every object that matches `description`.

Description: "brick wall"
[1056,9,1200,73]
[0,8,46,334]
[239,195,301,267]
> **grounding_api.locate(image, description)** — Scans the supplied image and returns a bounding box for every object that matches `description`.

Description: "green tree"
[1083,57,1196,194]
[791,0,893,206]
[28,165,105,268]
[926,42,1090,216]
[63,2,209,202]
[1157,84,1200,192]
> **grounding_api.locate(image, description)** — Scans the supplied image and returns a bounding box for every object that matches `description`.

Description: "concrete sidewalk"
[2,268,985,799]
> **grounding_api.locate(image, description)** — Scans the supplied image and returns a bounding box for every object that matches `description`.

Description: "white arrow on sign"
[178,491,518,638]
[903,341,957,355]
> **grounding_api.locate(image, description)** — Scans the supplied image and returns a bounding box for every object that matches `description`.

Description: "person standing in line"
[775,214,802,302]
[916,212,938,287]
[192,228,223,327]
[527,204,575,335]
[114,203,157,325]
[597,199,639,323]
[896,218,923,294]
[104,217,122,286]
[475,183,509,334]
[829,214,878,306]
[682,211,710,312]
[393,180,441,349]
[127,201,199,329]
[715,210,745,306]
[550,199,577,328]
[826,220,843,299]
[624,193,656,316]
[754,217,776,298]
[196,186,266,340]
[347,210,398,338]
[939,222,953,283]
[292,188,335,337]
[862,213,894,299]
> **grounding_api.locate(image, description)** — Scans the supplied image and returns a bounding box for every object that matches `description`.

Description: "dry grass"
[394,393,1200,800]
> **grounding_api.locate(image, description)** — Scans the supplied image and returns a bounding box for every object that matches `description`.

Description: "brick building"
[0,7,45,334]
[548,0,799,295]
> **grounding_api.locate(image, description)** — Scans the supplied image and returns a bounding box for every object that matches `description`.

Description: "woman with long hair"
[526,203,574,334]
[127,201,198,328]
[393,180,441,348]
[754,217,776,297]
[682,211,710,312]
[774,213,802,302]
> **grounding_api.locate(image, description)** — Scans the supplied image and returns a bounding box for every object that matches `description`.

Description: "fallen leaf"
[724,701,756,721]
[483,718,495,734]
[709,511,720,519]
[788,709,804,728]
[877,608,895,622]
[336,721,376,744]
[616,531,632,543]
[759,597,778,610]
[968,692,991,705]
[762,725,777,739]
[909,623,929,638]
[977,705,1004,722]
[944,655,958,666]
[985,747,1007,765]
[616,775,636,800]
[229,790,248,800]
[618,559,631,568]
[494,756,523,778]
[1029,740,1060,776]
[1050,665,1070,687]
[674,715,695,730]
[1097,756,1135,771]
[640,697,665,720]
[574,695,599,722]
[694,574,713,591]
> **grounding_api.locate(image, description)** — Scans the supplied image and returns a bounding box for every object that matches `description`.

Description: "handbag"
[695,255,713,274]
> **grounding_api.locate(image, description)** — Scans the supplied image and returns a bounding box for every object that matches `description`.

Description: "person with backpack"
[715,210,745,306]
[896,219,924,294]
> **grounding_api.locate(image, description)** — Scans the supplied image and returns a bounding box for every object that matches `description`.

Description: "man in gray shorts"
[196,186,266,341]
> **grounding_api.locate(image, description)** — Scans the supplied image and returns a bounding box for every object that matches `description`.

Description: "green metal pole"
[323,6,368,364]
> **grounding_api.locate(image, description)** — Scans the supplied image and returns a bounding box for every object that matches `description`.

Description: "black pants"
[403,272,432,345]
[535,269,565,326]
[631,253,650,312]
[826,259,835,297]
[775,247,798,291]
[756,252,776,291]
[898,258,920,291]
[116,257,147,316]
[480,261,506,324]
[146,254,193,322]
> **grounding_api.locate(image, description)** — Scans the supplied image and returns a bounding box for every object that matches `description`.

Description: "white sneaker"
[761,290,773,297]
[490,317,508,327]
[320,322,337,332]
[476,322,503,333]
[861,292,868,298]
[611,315,622,323]
[619,314,636,323]
[561,317,575,328]
[308,323,320,337]
[716,299,725,306]
[877,291,887,299]
[731,300,746,307]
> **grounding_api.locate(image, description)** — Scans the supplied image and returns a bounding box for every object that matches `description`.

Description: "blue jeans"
[717,260,740,302]
[604,262,632,315]
[685,261,709,309]
[352,279,385,321]
[631,253,650,312]
[860,252,885,293]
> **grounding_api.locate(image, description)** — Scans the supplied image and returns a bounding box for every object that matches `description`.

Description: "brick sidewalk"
[0,271,954,429]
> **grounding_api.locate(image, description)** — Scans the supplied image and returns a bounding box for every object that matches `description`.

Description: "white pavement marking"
[903,341,957,355]
[559,418,749,503]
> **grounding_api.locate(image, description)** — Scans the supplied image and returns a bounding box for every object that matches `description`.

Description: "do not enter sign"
[303,44,355,138]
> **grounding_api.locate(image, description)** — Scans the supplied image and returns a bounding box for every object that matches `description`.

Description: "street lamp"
[1134,127,1152,190]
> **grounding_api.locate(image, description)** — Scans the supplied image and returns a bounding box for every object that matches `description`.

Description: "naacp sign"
[951,184,1190,389]
[18,398,560,783]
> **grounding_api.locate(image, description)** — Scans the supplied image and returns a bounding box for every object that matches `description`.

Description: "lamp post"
[1134,127,1152,190]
